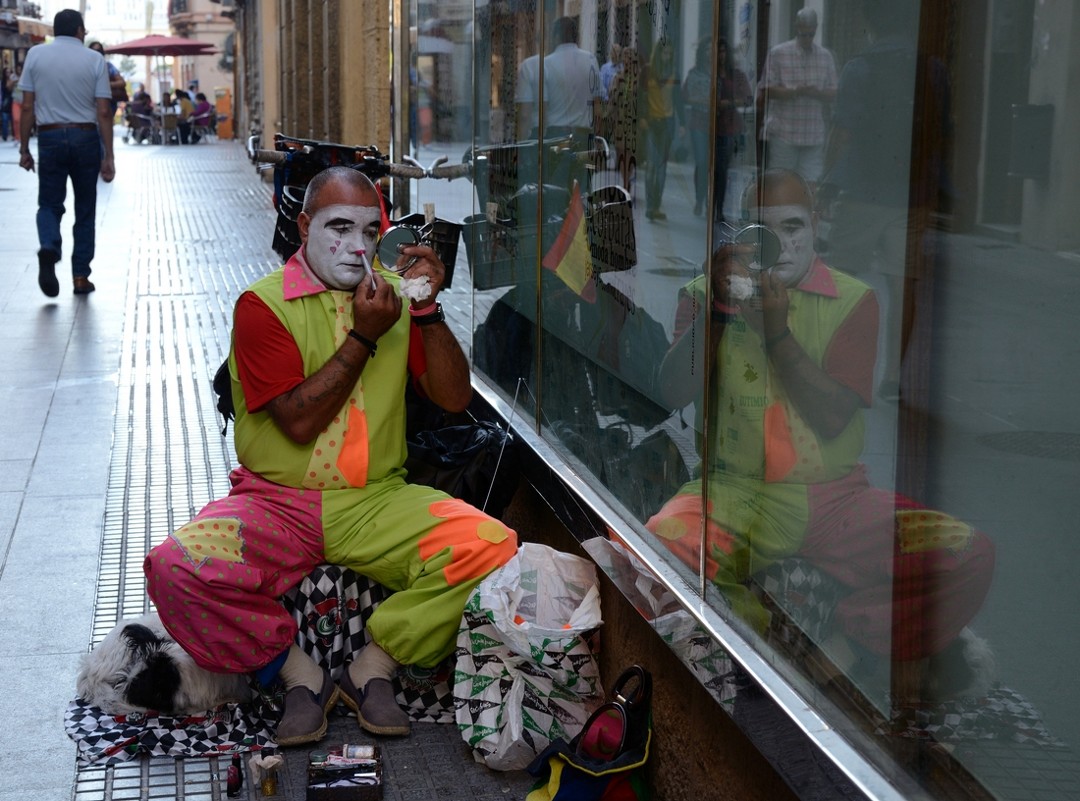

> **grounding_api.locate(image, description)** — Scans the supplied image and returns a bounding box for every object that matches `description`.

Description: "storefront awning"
[17,16,53,40]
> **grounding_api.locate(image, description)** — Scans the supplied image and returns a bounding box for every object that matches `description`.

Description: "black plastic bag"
[405,421,518,518]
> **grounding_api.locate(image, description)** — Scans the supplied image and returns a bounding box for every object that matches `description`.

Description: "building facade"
[167,0,234,102]
[0,0,48,75]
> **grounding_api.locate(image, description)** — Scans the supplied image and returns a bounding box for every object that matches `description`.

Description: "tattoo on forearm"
[290,350,365,412]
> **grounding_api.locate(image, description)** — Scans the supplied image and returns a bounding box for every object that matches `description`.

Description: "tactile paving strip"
[76,147,278,799]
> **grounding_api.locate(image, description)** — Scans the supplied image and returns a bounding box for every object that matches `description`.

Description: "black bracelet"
[347,329,377,356]
[765,326,791,348]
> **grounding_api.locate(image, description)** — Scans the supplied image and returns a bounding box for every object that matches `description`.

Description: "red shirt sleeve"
[407,322,428,382]
[233,292,305,413]
[235,291,431,410]
[823,290,879,407]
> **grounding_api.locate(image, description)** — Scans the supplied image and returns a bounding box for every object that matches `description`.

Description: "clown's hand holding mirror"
[375,223,445,306]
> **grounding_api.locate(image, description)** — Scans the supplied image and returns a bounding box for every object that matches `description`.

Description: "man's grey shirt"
[18,36,110,126]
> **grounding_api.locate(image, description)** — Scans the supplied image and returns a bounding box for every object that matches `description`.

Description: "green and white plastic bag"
[453,543,603,770]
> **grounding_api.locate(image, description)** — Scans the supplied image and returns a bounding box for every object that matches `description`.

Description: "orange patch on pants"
[420,499,517,585]
[646,495,734,581]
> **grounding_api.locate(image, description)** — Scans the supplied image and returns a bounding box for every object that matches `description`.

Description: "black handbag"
[587,185,637,273]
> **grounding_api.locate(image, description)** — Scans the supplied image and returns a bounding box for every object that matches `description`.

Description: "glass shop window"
[440,1,1080,799]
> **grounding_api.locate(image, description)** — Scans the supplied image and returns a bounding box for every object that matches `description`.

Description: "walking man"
[758,8,837,185]
[17,8,115,297]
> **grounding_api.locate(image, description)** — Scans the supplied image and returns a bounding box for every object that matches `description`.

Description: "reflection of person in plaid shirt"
[759,8,838,183]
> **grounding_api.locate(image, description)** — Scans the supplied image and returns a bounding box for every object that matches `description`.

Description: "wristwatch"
[411,301,444,326]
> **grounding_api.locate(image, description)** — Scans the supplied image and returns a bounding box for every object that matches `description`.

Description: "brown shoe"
[274,669,338,747]
[338,669,410,737]
[73,276,96,295]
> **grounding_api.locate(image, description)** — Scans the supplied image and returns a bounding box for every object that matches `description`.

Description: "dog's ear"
[125,652,182,713]
[122,623,168,653]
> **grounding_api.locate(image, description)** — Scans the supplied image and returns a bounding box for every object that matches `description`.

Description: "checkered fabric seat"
[65,565,457,765]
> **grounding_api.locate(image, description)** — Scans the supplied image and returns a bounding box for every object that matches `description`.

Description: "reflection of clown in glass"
[647,169,994,685]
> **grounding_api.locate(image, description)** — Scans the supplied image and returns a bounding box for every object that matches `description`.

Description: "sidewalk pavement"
[0,137,532,800]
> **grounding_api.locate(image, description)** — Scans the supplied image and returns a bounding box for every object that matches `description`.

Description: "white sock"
[348,643,401,688]
[277,645,324,692]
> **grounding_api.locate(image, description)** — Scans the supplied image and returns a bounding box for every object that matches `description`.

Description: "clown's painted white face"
[756,204,816,286]
[302,203,381,290]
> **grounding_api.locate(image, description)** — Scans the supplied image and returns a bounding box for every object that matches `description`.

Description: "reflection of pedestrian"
[759,8,837,184]
[541,17,602,140]
[648,168,994,682]
[514,52,541,139]
[822,1,943,401]
[642,40,684,221]
[683,37,751,218]
[608,48,640,193]
[17,8,116,297]
[534,17,602,194]
[599,43,623,101]
[408,66,419,150]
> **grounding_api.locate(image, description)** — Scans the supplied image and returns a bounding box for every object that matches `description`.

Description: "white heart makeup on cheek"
[304,203,382,290]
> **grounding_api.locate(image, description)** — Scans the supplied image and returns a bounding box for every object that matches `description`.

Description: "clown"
[145,167,517,744]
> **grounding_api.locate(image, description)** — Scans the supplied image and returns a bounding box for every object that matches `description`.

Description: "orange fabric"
[335,405,369,487]
[419,499,517,586]
[645,495,734,581]
[764,401,797,483]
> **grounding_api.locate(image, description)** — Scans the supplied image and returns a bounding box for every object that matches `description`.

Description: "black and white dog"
[76,613,252,715]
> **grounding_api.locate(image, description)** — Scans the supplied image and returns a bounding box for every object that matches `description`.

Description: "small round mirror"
[733,224,782,273]
[377,225,421,272]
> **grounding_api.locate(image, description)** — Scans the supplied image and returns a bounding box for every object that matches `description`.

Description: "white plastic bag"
[453,543,603,770]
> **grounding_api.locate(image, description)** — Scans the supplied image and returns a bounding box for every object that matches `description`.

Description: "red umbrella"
[106,34,216,57]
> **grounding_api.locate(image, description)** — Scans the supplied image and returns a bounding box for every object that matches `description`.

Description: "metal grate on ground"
[74,143,533,801]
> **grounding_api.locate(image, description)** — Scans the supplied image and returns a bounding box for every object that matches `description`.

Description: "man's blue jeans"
[36,127,101,278]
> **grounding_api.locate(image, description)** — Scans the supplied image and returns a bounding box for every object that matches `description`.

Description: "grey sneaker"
[338,669,411,737]
[274,669,338,747]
